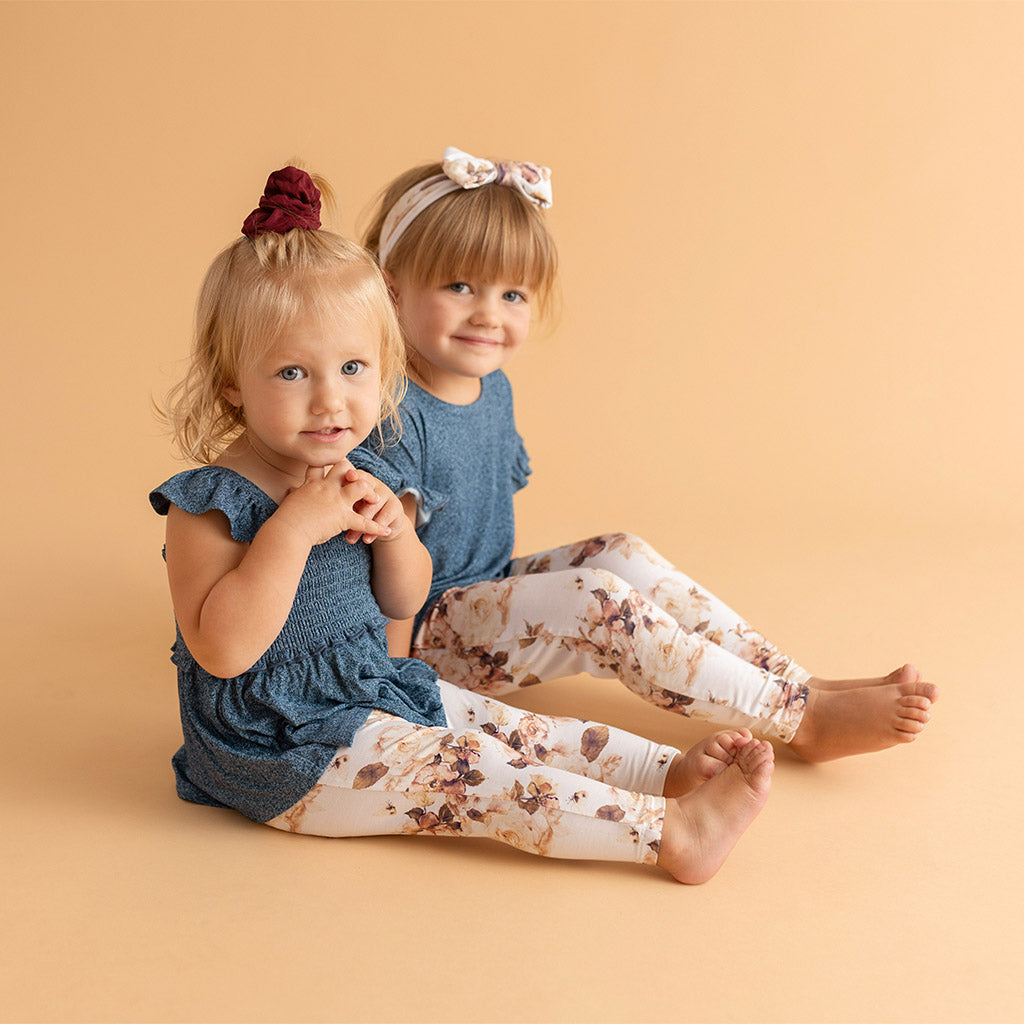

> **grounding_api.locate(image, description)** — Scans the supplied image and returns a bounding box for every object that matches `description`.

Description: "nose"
[310,375,345,416]
[468,288,501,328]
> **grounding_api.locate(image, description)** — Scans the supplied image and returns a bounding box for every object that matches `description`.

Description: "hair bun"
[241,166,322,238]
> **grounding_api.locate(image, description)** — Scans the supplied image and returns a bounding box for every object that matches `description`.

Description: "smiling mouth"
[454,335,501,347]
[304,427,347,441]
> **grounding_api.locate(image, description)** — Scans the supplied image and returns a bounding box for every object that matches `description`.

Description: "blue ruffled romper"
[150,466,445,823]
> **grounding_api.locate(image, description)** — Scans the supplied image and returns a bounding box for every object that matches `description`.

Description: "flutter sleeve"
[511,430,532,492]
[350,418,448,528]
[149,467,274,543]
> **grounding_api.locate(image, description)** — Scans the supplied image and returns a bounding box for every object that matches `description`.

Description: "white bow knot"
[378,145,553,269]
[441,146,553,208]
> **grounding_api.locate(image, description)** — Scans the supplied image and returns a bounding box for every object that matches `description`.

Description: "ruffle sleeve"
[149,467,274,543]
[345,446,404,495]
[511,431,532,492]
[350,435,448,527]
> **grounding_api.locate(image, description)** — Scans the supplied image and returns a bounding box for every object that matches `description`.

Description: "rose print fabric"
[267,680,673,866]
[412,533,811,742]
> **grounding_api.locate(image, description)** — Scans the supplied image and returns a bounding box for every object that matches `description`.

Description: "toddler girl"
[151,165,777,882]
[353,146,938,762]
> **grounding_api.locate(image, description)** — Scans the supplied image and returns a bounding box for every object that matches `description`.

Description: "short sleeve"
[512,431,531,492]
[149,467,275,543]
[351,420,448,527]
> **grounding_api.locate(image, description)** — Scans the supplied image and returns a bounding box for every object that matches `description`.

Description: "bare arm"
[385,616,416,658]
[165,463,387,679]
[362,490,432,622]
[380,493,423,657]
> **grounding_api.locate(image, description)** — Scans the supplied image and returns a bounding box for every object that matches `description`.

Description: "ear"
[222,383,243,408]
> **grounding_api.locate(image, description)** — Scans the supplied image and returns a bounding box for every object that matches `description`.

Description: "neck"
[407,354,483,405]
[215,433,307,502]
[246,434,306,483]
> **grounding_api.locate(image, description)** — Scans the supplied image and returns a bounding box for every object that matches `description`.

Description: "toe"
[899,694,933,711]
[897,702,931,722]
[891,663,921,685]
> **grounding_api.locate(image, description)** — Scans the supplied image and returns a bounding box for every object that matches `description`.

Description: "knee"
[575,567,631,599]
[612,531,657,558]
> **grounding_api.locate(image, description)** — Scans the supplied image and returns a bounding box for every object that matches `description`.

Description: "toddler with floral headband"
[150,164,784,883]
[352,145,939,762]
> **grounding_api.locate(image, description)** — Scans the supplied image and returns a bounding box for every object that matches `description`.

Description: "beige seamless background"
[2,3,1022,1022]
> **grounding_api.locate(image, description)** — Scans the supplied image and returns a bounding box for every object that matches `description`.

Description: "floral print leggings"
[412,533,812,743]
[268,680,674,866]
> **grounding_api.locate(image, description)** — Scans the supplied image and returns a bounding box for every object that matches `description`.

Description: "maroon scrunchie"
[241,166,321,238]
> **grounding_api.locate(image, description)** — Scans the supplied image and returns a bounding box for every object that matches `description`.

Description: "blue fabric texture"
[149,466,444,823]
[351,371,531,633]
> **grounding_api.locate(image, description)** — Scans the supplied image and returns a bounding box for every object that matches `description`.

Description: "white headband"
[377,145,553,270]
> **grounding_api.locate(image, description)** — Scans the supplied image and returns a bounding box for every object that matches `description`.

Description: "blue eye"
[448,282,471,294]
[279,366,305,381]
[342,361,364,376]
[503,289,527,304]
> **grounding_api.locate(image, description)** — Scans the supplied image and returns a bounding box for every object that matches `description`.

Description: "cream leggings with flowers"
[267,680,673,866]
[412,532,812,744]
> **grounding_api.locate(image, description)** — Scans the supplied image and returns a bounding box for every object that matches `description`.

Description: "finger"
[346,512,391,538]
[345,480,382,506]
[353,497,384,517]
[325,458,354,480]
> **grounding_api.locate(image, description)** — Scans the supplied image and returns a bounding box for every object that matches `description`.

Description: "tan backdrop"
[3,3,1021,1022]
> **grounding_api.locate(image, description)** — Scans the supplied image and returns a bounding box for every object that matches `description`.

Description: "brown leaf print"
[353,762,389,789]
[580,725,610,762]
[407,808,440,829]
[596,805,626,822]
[518,621,544,649]
[519,674,542,687]
[523,554,551,574]
[570,537,607,566]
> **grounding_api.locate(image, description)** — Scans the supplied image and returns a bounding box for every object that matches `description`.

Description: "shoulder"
[150,466,273,543]
[481,371,518,422]
[483,370,514,400]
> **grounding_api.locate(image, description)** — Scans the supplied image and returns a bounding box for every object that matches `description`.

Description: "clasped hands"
[276,460,408,549]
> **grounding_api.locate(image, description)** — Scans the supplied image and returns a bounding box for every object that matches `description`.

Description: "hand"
[338,467,409,545]
[275,461,392,548]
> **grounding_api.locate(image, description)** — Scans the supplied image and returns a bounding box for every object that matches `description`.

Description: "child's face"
[223,307,382,475]
[391,272,532,403]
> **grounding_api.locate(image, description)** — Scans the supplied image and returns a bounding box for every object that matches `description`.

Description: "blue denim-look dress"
[150,466,444,823]
[351,370,531,635]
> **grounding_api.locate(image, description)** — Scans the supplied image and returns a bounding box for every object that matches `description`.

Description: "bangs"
[233,239,394,368]
[396,186,557,312]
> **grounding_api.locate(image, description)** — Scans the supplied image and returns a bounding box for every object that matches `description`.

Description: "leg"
[268,684,667,866]
[266,683,772,882]
[519,534,936,700]
[414,567,808,741]
[435,681,681,795]
[514,533,811,684]
[414,535,938,758]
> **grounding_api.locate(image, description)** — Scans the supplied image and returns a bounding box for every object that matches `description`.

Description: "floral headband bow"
[377,145,553,270]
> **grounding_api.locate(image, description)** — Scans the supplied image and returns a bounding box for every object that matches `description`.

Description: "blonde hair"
[361,161,559,317]
[164,217,405,465]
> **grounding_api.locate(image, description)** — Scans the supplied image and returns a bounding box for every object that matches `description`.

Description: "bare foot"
[657,739,774,884]
[665,729,755,797]
[809,663,924,693]
[789,677,939,762]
